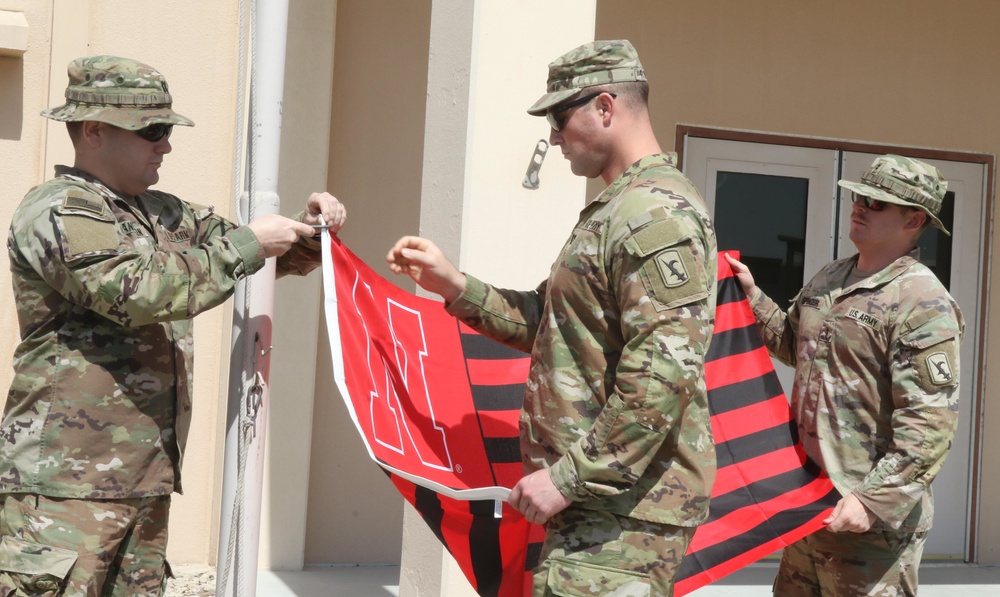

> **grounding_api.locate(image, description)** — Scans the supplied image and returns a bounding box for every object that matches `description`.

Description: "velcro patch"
[62,190,108,216]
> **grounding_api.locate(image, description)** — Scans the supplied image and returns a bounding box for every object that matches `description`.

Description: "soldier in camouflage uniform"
[387,40,717,597]
[726,155,964,596]
[0,56,346,596]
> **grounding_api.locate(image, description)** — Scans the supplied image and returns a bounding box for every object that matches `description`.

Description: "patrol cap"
[527,40,646,116]
[838,154,950,235]
[41,55,194,130]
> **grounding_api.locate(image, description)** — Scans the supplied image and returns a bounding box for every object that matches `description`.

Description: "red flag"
[321,237,837,596]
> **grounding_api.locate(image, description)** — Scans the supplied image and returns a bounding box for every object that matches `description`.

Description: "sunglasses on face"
[546,92,617,131]
[134,123,173,143]
[852,194,886,212]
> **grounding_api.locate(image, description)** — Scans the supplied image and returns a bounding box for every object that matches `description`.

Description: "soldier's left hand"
[824,493,876,533]
[304,192,346,233]
[508,469,572,525]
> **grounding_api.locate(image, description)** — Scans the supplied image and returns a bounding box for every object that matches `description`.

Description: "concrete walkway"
[258,562,1000,596]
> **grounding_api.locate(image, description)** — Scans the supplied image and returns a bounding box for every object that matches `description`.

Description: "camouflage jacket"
[750,250,963,531]
[448,154,718,526]
[1,166,323,499]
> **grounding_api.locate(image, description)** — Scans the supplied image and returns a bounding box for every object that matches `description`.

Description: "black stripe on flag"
[704,463,825,517]
[706,325,764,361]
[471,384,525,411]
[467,500,504,597]
[483,436,521,464]
[708,373,785,416]
[715,421,798,468]
[460,333,528,360]
[413,484,446,544]
[525,541,543,571]
[674,487,841,582]
[716,276,745,306]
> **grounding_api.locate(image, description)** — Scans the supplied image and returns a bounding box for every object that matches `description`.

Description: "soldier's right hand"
[386,236,466,303]
[247,214,316,258]
[724,253,760,301]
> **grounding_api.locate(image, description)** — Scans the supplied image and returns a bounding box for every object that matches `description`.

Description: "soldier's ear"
[80,121,104,148]
[905,209,927,232]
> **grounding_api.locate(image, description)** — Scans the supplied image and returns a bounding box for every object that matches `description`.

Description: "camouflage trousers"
[532,507,695,597]
[0,494,171,597]
[774,527,928,596]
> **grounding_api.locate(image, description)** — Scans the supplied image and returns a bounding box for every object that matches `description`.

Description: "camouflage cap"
[41,55,194,130]
[839,154,950,235]
[527,40,646,116]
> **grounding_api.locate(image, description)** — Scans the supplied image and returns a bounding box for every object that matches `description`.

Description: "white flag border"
[320,232,513,503]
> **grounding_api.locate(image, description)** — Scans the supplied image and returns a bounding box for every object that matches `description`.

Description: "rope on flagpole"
[218,0,260,593]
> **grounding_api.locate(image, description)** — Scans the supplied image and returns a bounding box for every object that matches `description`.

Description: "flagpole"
[216,0,290,595]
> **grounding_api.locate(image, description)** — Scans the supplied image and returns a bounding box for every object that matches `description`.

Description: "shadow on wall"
[0,56,22,140]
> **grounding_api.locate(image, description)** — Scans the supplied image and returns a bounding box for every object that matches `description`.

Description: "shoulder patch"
[925,352,956,386]
[656,249,690,288]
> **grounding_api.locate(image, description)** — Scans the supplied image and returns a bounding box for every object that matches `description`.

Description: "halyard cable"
[219,0,259,594]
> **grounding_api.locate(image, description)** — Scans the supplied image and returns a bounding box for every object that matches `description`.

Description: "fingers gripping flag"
[321,235,838,597]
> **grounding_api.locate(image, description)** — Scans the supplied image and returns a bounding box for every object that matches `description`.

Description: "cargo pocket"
[0,536,77,596]
[544,558,650,597]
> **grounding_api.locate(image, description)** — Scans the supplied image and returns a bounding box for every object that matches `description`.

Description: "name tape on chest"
[801,297,821,309]
[846,308,882,331]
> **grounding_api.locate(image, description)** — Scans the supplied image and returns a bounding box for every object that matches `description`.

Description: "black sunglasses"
[134,123,173,143]
[852,194,885,212]
[547,92,617,131]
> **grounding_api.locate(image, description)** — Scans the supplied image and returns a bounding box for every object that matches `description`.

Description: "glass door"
[684,138,838,395]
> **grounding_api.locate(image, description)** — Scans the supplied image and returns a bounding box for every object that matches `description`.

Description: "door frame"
[676,124,996,561]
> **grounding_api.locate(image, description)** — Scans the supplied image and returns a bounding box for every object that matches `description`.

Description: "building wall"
[304,0,432,566]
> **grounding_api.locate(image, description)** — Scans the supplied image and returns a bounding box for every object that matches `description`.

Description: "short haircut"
[590,81,649,113]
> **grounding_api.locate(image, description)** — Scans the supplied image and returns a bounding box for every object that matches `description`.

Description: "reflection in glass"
[715,172,809,307]
[916,191,954,289]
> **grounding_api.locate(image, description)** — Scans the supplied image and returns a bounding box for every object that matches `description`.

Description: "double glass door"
[684,136,987,559]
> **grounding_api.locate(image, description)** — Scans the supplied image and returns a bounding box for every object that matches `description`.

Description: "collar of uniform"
[840,247,922,292]
[54,165,120,202]
[594,152,678,204]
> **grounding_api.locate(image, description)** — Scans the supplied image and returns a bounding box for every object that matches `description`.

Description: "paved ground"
[166,561,1000,596]
[256,562,1000,597]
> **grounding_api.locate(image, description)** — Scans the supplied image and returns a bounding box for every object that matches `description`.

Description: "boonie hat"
[527,40,646,116]
[41,55,194,130]
[838,154,950,235]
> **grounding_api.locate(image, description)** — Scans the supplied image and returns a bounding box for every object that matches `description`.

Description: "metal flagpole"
[216,0,290,595]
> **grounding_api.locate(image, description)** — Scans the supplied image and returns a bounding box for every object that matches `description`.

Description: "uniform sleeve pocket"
[55,191,119,260]
[899,311,962,392]
[544,558,650,596]
[0,535,77,594]
[623,218,708,310]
